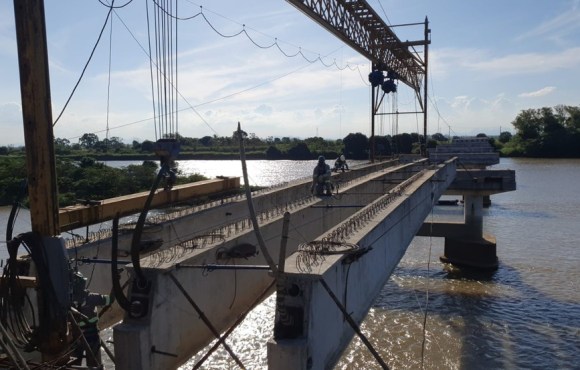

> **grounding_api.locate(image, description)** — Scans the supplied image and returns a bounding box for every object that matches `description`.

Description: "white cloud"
[450,96,476,111]
[466,47,580,75]
[430,46,580,78]
[515,3,580,43]
[518,86,556,98]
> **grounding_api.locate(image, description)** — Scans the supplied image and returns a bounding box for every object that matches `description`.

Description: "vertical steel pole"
[370,65,376,163]
[423,17,430,157]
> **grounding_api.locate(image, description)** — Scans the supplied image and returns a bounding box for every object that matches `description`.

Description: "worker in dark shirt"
[71,271,110,367]
[311,155,333,196]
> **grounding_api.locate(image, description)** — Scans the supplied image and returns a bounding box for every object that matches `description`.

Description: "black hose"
[111,214,131,312]
[5,179,27,242]
[130,164,167,283]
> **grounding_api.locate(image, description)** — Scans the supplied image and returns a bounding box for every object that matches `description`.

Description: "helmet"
[318,155,325,164]
[340,155,345,161]
[71,271,88,306]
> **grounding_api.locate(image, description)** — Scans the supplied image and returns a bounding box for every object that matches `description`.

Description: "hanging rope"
[148,0,179,140]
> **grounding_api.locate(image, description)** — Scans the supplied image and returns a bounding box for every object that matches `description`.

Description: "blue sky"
[1,0,579,146]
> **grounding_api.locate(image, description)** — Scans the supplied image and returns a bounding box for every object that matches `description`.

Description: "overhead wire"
[58,0,367,139]
[52,0,116,127]
[153,1,364,71]
[97,0,133,9]
[375,0,392,26]
[427,63,459,138]
[62,34,349,141]
[105,4,114,143]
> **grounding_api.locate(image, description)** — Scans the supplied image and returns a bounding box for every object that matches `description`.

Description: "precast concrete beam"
[445,169,516,196]
[66,160,418,331]
[268,160,456,370]
[70,159,404,258]
[113,160,430,369]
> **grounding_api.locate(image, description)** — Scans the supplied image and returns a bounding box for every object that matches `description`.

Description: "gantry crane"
[286,0,430,159]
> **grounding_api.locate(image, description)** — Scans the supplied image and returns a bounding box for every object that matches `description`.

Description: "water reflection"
[337,242,580,370]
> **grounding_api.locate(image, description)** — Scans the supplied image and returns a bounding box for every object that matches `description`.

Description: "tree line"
[0,131,431,206]
[1,132,434,160]
[2,104,579,205]
[497,105,580,157]
[0,157,206,207]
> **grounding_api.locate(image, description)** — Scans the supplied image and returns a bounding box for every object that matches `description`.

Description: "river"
[1,158,579,369]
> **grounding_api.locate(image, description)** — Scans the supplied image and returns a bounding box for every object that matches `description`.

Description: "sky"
[1,0,579,146]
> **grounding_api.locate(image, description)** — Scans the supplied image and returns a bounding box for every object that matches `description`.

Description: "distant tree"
[498,131,512,143]
[55,138,70,147]
[79,133,99,149]
[476,133,487,138]
[79,157,96,168]
[141,140,155,152]
[555,105,580,131]
[343,133,368,159]
[393,133,412,154]
[287,142,312,160]
[93,140,108,152]
[511,109,542,140]
[54,138,72,155]
[0,146,8,155]
[108,136,124,151]
[374,136,391,157]
[410,133,422,144]
[265,145,283,159]
[199,136,213,147]
[432,132,447,142]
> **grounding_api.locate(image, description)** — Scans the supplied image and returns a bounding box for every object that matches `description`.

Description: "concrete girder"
[112,160,431,369]
[268,160,456,369]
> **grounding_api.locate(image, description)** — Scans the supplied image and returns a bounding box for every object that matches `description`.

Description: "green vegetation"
[496,105,580,157]
[0,157,207,207]
[0,131,428,206]
[0,131,430,162]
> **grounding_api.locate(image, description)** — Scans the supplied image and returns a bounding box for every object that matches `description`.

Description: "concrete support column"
[463,194,483,237]
[441,194,498,269]
[268,275,311,370]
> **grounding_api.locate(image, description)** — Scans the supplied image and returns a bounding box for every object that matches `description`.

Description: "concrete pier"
[417,169,516,269]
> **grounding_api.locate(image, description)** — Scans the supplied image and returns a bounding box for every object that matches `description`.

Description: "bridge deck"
[111,159,445,369]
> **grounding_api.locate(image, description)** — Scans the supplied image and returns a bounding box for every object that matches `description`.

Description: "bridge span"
[68,157,514,369]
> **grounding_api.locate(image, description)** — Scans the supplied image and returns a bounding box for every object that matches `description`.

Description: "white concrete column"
[463,195,483,237]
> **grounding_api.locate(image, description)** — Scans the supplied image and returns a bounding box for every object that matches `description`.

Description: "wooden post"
[13,0,60,236]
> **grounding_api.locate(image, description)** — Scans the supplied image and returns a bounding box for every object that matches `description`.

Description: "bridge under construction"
[2,0,517,368]
[59,151,514,369]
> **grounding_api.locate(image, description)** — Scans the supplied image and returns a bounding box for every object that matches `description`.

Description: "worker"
[311,155,333,196]
[333,154,349,172]
[71,271,111,367]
